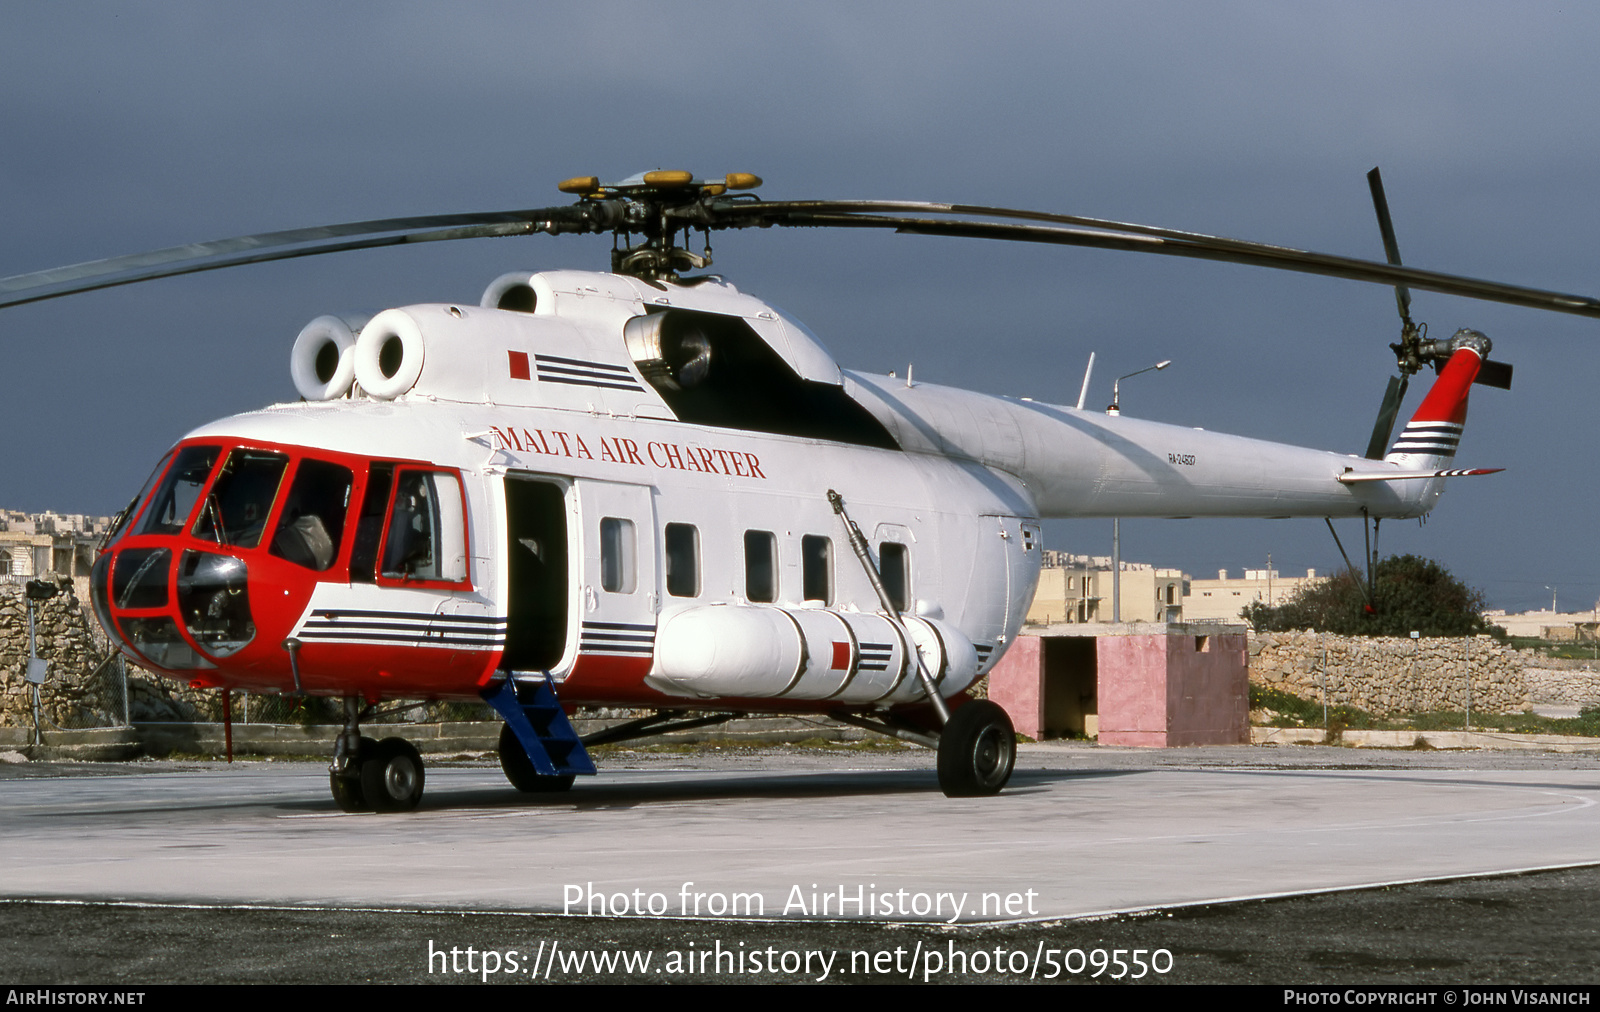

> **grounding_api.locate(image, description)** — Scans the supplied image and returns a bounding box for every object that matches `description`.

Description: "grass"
[1250,682,1600,737]
[1504,635,1600,661]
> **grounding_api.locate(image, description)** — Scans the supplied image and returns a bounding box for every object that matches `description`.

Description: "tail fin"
[1384,330,1487,468]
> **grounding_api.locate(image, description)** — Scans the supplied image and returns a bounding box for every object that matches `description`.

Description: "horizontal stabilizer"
[1337,467,1503,484]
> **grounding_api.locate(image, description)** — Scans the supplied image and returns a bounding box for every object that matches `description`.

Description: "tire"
[328,735,379,812]
[360,737,426,812]
[936,700,1016,797]
[498,723,575,793]
[329,771,366,812]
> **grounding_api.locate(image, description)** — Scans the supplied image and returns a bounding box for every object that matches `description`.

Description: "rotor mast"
[557,171,764,282]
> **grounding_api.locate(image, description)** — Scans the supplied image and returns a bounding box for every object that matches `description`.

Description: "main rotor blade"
[9,188,1600,325]
[1366,167,1413,325]
[0,206,591,309]
[733,207,1600,320]
[707,198,1320,254]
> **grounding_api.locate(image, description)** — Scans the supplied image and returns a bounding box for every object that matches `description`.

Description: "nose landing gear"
[329,734,377,812]
[362,737,426,811]
[328,698,426,813]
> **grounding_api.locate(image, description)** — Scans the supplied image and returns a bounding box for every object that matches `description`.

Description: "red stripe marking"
[1408,347,1481,427]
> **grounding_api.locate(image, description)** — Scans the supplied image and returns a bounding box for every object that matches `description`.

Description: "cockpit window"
[136,445,220,536]
[192,449,289,549]
[269,459,354,571]
[108,449,176,545]
[381,470,468,583]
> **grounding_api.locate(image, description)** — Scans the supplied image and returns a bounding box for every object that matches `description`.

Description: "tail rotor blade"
[1365,373,1410,459]
[1475,358,1514,390]
[1367,167,1414,327]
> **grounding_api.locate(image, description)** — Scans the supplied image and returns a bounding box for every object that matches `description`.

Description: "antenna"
[1076,352,1096,410]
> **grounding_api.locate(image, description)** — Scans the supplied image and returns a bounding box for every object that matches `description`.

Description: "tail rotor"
[1362,167,1513,459]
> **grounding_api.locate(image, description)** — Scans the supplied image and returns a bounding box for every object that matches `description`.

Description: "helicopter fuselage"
[87,268,1461,720]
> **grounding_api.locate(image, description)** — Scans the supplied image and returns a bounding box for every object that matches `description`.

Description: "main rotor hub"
[556,171,764,281]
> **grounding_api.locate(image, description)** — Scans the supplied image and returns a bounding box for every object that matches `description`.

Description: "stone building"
[0,509,114,602]
[1025,551,1185,625]
[1183,567,1326,622]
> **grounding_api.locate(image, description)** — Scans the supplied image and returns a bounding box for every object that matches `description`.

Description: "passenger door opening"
[504,477,569,672]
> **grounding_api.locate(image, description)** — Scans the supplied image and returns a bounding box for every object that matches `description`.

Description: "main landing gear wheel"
[936,700,1016,798]
[329,735,378,812]
[360,736,426,812]
[498,723,575,792]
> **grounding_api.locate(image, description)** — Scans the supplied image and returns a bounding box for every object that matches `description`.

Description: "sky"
[1,2,1596,613]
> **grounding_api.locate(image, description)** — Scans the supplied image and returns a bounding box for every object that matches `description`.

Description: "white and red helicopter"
[2,169,1590,811]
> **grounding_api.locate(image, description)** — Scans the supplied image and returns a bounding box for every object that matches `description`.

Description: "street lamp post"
[1108,360,1172,622]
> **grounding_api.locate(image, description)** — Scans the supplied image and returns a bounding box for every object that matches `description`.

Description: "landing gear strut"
[329,734,376,812]
[328,697,426,812]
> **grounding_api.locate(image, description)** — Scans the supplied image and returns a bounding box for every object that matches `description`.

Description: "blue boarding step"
[482,673,596,777]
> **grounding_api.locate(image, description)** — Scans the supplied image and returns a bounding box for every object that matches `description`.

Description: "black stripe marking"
[297,630,503,647]
[1391,444,1458,455]
[536,354,634,373]
[301,609,508,647]
[536,374,646,392]
[534,355,644,392]
[581,621,656,656]
[310,609,507,625]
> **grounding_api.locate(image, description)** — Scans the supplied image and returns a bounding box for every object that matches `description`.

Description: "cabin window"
[137,445,220,536]
[380,469,469,584]
[191,449,290,549]
[879,541,909,612]
[802,534,832,604]
[600,517,636,593]
[744,530,777,603]
[665,523,700,597]
[270,459,354,571]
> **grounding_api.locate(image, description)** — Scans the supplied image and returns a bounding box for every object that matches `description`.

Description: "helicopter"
[4,169,1595,811]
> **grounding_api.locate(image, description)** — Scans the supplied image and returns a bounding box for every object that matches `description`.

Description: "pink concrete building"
[988,624,1249,747]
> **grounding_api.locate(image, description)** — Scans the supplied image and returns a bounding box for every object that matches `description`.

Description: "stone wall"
[1249,630,1529,715]
[1520,659,1600,709]
[0,577,116,728]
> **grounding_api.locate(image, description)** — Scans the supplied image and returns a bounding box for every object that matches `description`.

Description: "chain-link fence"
[48,651,131,729]
[233,693,496,725]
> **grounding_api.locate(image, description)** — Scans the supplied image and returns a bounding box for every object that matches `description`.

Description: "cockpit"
[90,439,469,685]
